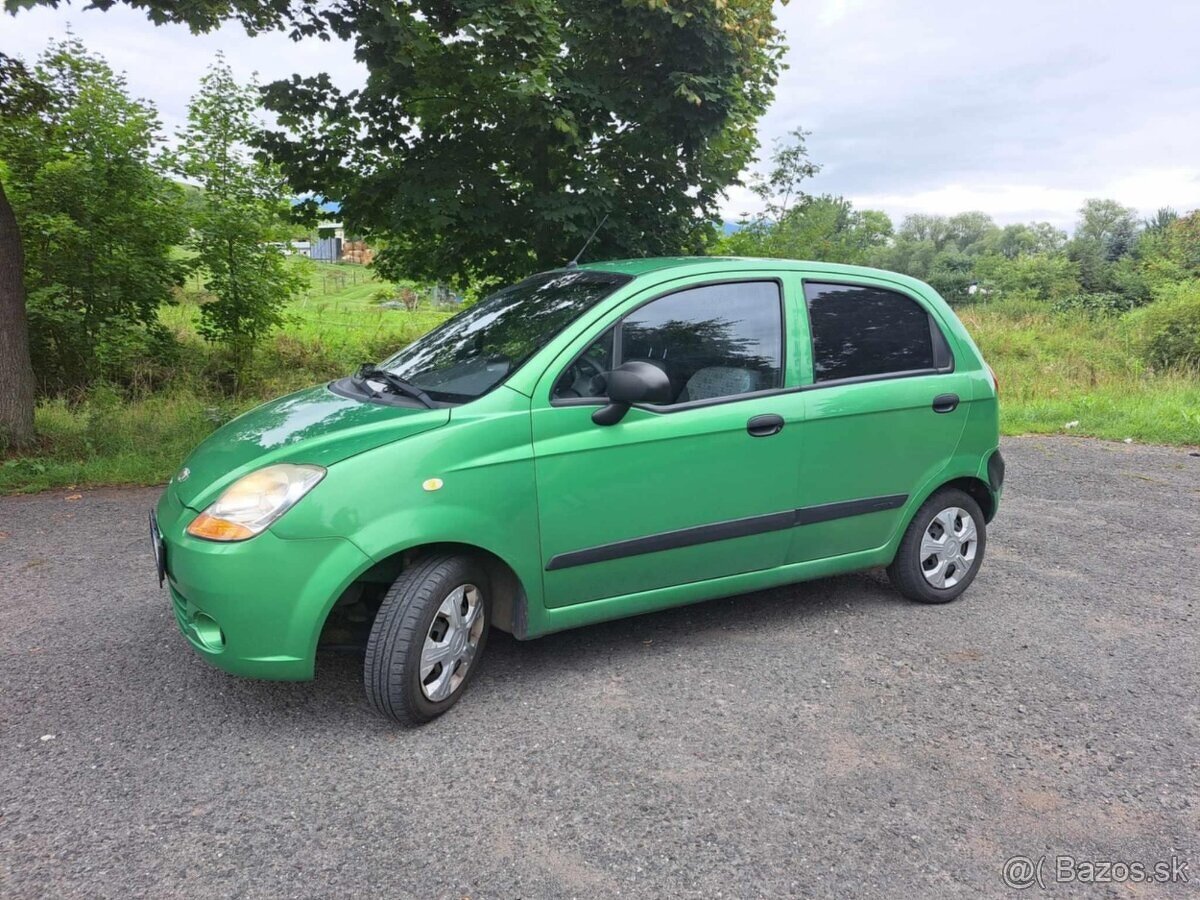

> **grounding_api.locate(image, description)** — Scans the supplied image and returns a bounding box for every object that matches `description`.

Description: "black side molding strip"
[545,510,797,572]
[793,493,908,525]
[545,493,908,571]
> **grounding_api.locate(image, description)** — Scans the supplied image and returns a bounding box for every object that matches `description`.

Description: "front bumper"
[156,488,371,680]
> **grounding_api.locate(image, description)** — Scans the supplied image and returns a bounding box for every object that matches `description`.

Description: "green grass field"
[1,270,1196,493]
[960,300,1200,445]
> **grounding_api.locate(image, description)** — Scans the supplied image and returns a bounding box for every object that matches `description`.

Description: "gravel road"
[2,436,1197,899]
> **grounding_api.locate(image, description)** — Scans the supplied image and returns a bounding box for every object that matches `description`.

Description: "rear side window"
[804,282,949,382]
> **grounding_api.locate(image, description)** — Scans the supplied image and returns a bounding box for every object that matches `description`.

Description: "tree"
[1029,221,1069,255]
[1074,198,1139,261]
[1134,208,1200,289]
[258,0,785,288]
[723,193,892,265]
[746,127,821,221]
[7,0,785,292]
[982,222,1067,260]
[1163,210,1200,273]
[1,38,188,389]
[0,54,41,447]
[720,130,894,265]
[3,0,293,33]
[898,214,953,250]
[1143,207,1178,235]
[175,56,303,380]
[944,211,996,252]
[973,252,1081,303]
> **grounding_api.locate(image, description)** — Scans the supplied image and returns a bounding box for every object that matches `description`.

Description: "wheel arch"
[321,540,531,645]
[939,475,996,523]
[893,473,996,558]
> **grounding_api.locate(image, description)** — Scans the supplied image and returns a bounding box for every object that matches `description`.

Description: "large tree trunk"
[0,179,36,449]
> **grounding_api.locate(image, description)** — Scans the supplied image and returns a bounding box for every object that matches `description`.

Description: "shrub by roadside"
[1127,281,1200,371]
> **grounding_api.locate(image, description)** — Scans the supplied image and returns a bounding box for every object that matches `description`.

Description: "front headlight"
[186,464,325,541]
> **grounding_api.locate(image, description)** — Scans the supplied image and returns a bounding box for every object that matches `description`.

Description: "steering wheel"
[553,349,609,399]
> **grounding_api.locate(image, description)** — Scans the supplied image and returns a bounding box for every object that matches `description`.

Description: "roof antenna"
[565,213,609,268]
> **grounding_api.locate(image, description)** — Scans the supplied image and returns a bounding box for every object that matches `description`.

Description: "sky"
[2,0,1198,232]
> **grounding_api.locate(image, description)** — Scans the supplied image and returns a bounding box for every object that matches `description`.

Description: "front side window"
[804,282,941,382]
[553,281,784,404]
[376,269,629,403]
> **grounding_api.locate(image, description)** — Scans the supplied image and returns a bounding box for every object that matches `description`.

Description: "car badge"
[176,467,191,483]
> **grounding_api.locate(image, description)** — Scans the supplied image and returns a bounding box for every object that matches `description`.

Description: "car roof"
[577,256,936,294]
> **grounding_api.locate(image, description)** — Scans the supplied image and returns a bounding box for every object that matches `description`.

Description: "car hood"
[171,383,450,510]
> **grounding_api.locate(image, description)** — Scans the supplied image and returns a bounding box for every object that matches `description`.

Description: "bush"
[1052,291,1134,316]
[1127,284,1200,370]
[973,252,1082,305]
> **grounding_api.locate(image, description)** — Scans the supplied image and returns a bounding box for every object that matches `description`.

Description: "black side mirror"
[592,361,673,425]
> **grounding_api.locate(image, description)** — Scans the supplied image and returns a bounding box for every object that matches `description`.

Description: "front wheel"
[887,488,987,604]
[364,553,490,725]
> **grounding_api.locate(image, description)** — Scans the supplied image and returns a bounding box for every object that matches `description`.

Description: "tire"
[887,488,987,604]
[364,553,491,726]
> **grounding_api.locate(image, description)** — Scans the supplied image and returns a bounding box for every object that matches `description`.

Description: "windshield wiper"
[353,364,436,408]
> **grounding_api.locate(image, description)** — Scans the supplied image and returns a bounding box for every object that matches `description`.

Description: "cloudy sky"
[3,0,1198,231]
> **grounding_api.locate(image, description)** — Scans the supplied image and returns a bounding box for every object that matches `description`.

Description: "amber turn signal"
[187,512,255,542]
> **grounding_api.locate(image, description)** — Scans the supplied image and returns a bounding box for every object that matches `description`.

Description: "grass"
[960,299,1200,445]
[1,388,231,494]
[2,282,1197,494]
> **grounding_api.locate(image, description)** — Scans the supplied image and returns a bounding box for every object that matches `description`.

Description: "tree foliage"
[721,131,890,264]
[746,127,821,221]
[724,194,892,264]
[3,0,298,33]
[1127,280,1200,371]
[258,0,785,289]
[175,56,304,377]
[0,53,43,446]
[0,38,187,389]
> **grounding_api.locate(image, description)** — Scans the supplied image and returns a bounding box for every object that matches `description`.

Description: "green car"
[152,257,1003,725]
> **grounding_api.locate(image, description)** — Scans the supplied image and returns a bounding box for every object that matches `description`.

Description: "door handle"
[747,414,785,437]
[931,393,960,414]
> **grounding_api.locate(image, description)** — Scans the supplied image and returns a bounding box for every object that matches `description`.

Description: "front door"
[787,278,972,563]
[531,278,804,608]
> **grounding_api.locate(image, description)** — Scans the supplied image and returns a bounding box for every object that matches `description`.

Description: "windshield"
[374,269,630,403]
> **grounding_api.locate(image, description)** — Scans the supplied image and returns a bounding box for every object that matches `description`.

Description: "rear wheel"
[887,488,986,604]
[364,553,490,725]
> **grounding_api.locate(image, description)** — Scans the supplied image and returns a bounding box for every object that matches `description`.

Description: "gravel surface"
[1,436,1197,899]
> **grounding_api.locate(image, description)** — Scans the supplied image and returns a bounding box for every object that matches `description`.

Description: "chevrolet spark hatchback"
[152,258,1003,725]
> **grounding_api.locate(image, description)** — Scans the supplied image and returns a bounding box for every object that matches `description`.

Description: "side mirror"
[592,361,673,425]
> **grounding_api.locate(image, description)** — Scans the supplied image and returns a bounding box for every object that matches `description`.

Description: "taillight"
[986,364,999,397]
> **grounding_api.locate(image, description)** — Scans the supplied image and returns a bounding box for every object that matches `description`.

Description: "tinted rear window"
[804,282,935,382]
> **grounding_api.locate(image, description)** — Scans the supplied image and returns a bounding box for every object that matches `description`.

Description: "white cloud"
[842,168,1200,229]
[0,5,362,135]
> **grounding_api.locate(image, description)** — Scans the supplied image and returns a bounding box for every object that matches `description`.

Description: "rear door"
[786,277,971,563]
[530,276,805,608]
